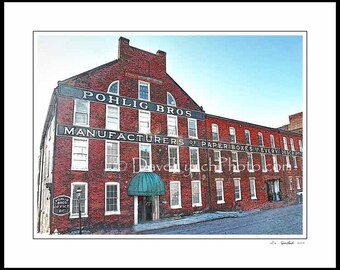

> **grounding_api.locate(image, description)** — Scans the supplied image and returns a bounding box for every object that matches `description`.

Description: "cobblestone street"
[138,204,303,235]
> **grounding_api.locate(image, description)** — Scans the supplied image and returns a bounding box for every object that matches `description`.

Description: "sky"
[35,33,303,147]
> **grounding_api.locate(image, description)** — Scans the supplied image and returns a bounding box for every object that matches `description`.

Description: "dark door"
[138,196,153,223]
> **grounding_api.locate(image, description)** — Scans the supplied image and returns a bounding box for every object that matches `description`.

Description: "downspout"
[203,112,212,211]
[278,129,288,201]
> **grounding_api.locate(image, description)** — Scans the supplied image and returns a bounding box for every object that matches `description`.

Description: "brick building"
[279,112,303,133]
[37,37,303,234]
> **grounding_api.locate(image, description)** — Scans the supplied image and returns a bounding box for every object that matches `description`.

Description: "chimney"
[156,50,166,72]
[118,37,130,59]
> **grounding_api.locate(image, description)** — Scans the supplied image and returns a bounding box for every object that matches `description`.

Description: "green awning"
[127,172,166,196]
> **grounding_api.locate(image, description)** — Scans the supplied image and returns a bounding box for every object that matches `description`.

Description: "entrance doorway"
[267,180,281,201]
[134,196,159,224]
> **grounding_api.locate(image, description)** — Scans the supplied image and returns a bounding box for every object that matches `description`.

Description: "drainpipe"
[203,112,212,211]
[278,129,288,201]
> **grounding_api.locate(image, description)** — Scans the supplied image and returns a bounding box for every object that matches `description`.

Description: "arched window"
[167,92,176,106]
[108,80,119,95]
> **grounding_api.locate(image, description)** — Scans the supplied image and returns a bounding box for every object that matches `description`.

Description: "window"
[296,177,301,190]
[167,92,176,106]
[105,182,120,215]
[170,181,181,209]
[261,154,267,172]
[188,118,197,138]
[106,105,120,130]
[273,155,279,172]
[167,115,178,136]
[139,110,150,134]
[229,127,236,143]
[71,138,88,170]
[216,179,224,204]
[189,147,200,172]
[108,80,119,95]
[270,134,275,148]
[290,138,295,151]
[214,151,222,172]
[191,181,202,207]
[231,152,239,172]
[286,156,291,169]
[293,156,298,168]
[138,81,150,101]
[234,179,241,201]
[299,140,303,152]
[283,137,288,150]
[245,130,251,144]
[247,153,254,172]
[212,124,219,141]
[71,183,88,217]
[258,132,264,146]
[139,144,152,171]
[74,99,89,126]
[105,141,120,171]
[168,146,180,172]
[289,176,293,191]
[249,178,257,199]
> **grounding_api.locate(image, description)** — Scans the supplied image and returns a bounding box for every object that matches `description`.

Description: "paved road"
[139,204,303,235]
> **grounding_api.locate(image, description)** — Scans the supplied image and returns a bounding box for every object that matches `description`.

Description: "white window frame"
[289,176,293,191]
[249,178,257,199]
[293,156,298,168]
[189,147,200,172]
[105,182,121,215]
[70,182,88,218]
[138,80,150,101]
[261,154,267,172]
[188,118,198,139]
[245,130,251,145]
[215,179,225,204]
[296,177,301,190]
[247,153,254,172]
[191,180,202,207]
[234,178,242,201]
[286,155,291,169]
[139,143,152,172]
[139,110,150,134]
[107,80,119,95]
[212,124,219,141]
[167,92,176,106]
[258,132,264,146]
[73,99,90,126]
[214,150,222,173]
[270,134,275,148]
[167,115,178,137]
[71,138,88,171]
[290,138,295,151]
[299,140,303,152]
[230,127,236,143]
[168,145,180,172]
[105,141,120,171]
[170,181,181,209]
[106,104,120,130]
[273,155,279,172]
[231,151,239,172]
[283,137,288,150]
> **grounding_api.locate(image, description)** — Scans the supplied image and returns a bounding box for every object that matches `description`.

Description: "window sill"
[189,136,198,139]
[192,203,202,207]
[215,170,223,173]
[73,123,89,127]
[235,198,242,202]
[105,211,121,216]
[251,197,257,200]
[190,170,201,173]
[170,206,182,209]
[168,134,178,138]
[71,168,88,171]
[217,201,225,204]
[262,170,267,173]
[70,214,88,219]
[169,170,180,173]
[248,170,255,173]
[105,169,120,172]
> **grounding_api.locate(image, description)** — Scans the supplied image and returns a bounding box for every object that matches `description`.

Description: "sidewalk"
[133,209,260,233]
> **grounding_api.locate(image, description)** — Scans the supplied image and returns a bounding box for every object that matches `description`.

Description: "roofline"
[166,73,204,112]
[207,113,302,136]
[60,59,119,83]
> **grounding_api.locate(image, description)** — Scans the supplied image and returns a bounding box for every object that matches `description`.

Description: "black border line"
[33,30,307,240]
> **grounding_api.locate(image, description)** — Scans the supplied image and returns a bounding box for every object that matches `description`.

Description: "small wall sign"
[53,195,71,216]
